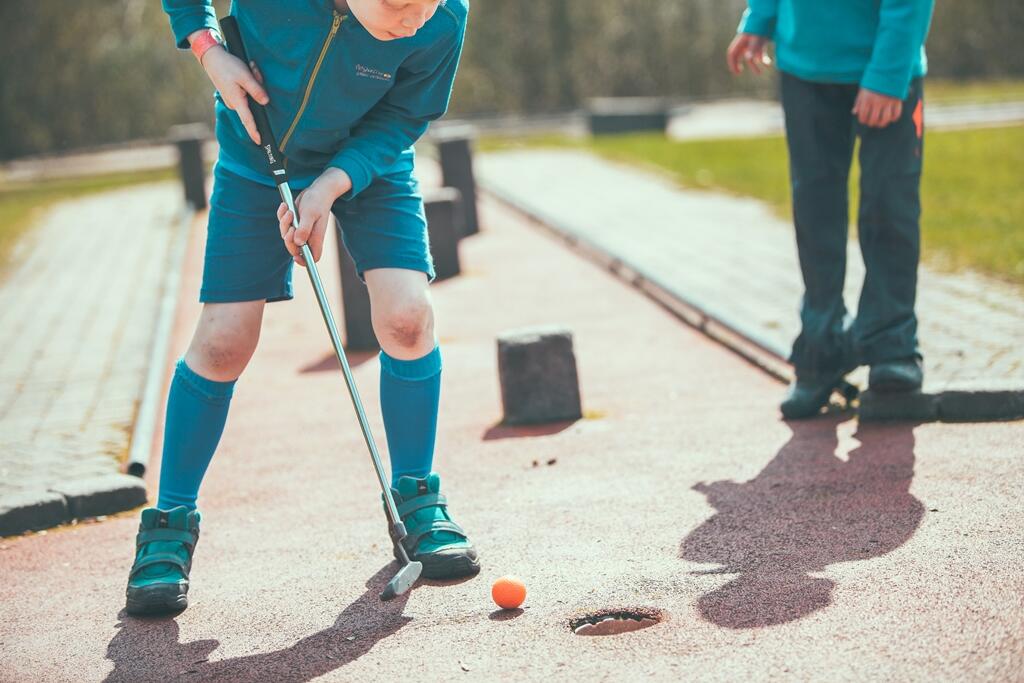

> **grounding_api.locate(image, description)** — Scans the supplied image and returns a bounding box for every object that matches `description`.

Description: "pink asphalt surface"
[2,197,1022,682]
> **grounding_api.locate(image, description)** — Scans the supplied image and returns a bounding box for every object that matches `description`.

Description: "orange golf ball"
[491,575,527,609]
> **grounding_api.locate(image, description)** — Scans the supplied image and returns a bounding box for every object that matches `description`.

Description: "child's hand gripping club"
[197,21,351,268]
[275,167,351,269]
[204,18,347,269]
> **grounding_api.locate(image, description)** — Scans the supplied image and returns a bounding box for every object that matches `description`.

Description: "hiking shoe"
[389,473,480,580]
[869,356,924,393]
[125,506,200,616]
[781,367,856,420]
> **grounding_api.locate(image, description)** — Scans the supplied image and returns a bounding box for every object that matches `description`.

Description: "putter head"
[380,560,423,601]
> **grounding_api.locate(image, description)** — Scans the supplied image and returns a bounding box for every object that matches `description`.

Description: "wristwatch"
[190,28,223,64]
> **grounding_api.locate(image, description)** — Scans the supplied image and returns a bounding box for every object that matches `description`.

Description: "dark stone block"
[587,97,669,136]
[169,123,211,210]
[498,326,583,425]
[0,490,69,536]
[336,233,379,351]
[50,474,147,519]
[436,126,480,236]
[425,187,463,282]
[937,390,1024,422]
[859,390,939,422]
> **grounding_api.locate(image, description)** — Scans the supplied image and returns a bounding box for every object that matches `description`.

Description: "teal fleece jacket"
[162,0,468,195]
[739,0,933,99]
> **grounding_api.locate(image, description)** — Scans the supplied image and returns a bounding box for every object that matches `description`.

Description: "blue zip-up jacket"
[739,0,933,99]
[162,0,468,196]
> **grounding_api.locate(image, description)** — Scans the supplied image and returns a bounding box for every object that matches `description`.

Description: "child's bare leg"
[364,268,478,578]
[365,268,434,360]
[127,299,267,614]
[156,300,265,511]
[185,300,266,381]
[366,267,438,482]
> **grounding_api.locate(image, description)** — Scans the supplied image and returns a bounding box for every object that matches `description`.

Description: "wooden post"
[336,232,379,351]
[425,186,463,281]
[168,123,211,210]
[435,126,480,237]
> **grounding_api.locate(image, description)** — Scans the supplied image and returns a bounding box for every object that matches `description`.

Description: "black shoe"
[869,357,924,393]
[781,368,856,419]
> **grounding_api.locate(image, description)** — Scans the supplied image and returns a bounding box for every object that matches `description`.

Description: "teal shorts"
[200,159,433,303]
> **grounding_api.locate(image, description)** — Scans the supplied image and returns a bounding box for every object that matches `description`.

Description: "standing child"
[728,0,934,418]
[127,0,477,616]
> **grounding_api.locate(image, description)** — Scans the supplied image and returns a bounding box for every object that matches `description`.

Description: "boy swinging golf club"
[127,0,477,615]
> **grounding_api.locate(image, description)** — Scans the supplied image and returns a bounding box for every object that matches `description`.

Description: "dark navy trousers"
[781,72,924,378]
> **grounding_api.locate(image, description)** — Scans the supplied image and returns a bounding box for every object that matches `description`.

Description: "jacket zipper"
[279,11,344,154]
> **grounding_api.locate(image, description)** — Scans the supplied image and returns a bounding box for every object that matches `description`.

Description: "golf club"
[219,15,422,601]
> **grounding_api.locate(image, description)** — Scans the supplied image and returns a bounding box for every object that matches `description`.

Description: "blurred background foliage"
[1,0,1022,160]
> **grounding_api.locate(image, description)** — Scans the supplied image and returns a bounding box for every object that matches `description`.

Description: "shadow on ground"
[104,564,412,682]
[681,416,924,629]
[482,419,578,441]
[300,349,377,374]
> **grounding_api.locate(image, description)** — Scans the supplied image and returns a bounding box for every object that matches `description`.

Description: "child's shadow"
[680,415,924,629]
[104,564,412,682]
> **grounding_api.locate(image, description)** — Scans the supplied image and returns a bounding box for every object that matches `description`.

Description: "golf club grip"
[218,16,287,181]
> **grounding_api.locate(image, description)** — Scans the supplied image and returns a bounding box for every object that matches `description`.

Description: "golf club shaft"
[286,187,406,532]
[219,16,408,544]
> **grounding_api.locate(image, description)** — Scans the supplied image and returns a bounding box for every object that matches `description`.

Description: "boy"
[127,0,477,616]
[728,0,934,418]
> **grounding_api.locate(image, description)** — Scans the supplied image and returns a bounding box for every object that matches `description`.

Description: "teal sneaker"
[125,506,200,616]
[389,474,480,580]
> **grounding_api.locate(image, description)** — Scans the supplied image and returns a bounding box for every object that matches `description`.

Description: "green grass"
[483,126,1024,283]
[0,168,178,273]
[925,78,1024,105]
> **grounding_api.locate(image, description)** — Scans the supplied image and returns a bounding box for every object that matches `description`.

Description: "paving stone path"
[0,183,188,534]
[477,149,1024,421]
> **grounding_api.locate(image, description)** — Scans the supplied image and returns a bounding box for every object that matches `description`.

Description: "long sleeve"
[161,0,219,49]
[328,26,465,199]
[737,0,779,37]
[861,0,934,99]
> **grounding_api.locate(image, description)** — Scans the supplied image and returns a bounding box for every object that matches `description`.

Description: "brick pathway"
[477,149,1024,420]
[0,183,189,534]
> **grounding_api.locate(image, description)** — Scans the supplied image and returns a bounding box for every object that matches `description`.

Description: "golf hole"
[570,608,665,636]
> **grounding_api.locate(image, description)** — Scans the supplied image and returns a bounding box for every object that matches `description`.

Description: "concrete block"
[436,126,480,236]
[859,390,939,422]
[0,490,69,536]
[937,390,1024,422]
[337,234,379,351]
[587,97,669,136]
[498,326,583,425]
[50,474,147,519]
[425,186,463,281]
[169,123,211,210]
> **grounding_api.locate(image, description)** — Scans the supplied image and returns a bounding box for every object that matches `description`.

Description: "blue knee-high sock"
[156,358,236,510]
[380,345,442,486]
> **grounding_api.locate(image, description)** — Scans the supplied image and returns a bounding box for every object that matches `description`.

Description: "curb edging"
[480,180,1024,423]
[126,207,196,477]
[0,475,146,537]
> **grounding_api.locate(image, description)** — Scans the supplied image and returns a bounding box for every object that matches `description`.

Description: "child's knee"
[186,304,263,380]
[189,337,254,379]
[376,294,434,352]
